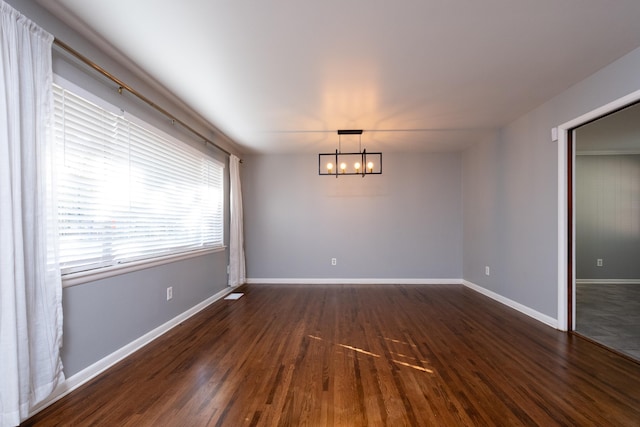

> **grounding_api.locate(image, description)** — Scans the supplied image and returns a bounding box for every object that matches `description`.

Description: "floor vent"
[224,292,244,300]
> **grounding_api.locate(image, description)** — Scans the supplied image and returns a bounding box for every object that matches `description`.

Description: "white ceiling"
[42,0,640,154]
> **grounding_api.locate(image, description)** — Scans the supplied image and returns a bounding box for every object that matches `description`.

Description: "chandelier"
[318,130,382,177]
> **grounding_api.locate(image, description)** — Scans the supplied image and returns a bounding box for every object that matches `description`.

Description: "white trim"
[556,88,640,332]
[576,279,640,285]
[28,286,238,418]
[557,126,569,331]
[62,246,226,288]
[463,281,558,329]
[246,278,463,285]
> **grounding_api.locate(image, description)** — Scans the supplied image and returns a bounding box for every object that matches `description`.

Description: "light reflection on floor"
[307,334,434,374]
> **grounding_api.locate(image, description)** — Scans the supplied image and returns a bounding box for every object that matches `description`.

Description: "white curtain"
[228,154,246,287]
[0,2,64,426]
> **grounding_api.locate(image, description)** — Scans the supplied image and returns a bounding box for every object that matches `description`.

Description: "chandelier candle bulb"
[354,162,361,172]
[367,161,374,172]
[327,162,333,172]
[340,162,347,173]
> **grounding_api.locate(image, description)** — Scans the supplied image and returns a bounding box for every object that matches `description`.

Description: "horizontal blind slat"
[53,84,224,275]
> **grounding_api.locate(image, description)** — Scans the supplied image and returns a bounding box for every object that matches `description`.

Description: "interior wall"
[575,155,640,280]
[463,45,640,320]
[243,152,463,281]
[6,0,232,377]
[62,253,228,376]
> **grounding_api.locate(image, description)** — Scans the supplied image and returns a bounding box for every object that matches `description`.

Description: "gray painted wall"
[575,155,640,280]
[62,253,228,376]
[7,0,231,377]
[243,152,463,280]
[463,46,640,319]
[463,124,560,317]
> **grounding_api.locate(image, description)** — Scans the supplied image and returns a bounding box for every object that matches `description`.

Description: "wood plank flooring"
[23,284,640,426]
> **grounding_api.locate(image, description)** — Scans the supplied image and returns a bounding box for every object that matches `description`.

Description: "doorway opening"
[569,102,640,361]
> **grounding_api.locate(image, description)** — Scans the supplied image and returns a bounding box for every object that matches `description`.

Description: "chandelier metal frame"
[318,130,382,177]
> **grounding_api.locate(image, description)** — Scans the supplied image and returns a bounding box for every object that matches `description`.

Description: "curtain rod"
[53,38,234,158]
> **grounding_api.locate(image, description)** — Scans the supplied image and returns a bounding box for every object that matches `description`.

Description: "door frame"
[556,89,640,331]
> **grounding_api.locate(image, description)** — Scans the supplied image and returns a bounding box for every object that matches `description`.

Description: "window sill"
[61,246,227,288]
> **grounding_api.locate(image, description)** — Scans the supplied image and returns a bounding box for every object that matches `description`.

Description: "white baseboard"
[576,279,640,285]
[246,278,463,285]
[28,286,238,419]
[462,280,558,329]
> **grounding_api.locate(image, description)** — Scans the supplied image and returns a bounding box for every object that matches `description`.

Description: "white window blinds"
[53,84,224,275]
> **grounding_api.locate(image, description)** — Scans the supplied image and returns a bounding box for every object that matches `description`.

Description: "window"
[53,83,224,275]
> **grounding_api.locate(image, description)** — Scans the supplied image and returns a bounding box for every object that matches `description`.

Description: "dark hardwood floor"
[23,284,640,426]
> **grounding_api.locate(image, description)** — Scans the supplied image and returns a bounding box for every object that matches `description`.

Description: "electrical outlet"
[331,258,337,266]
[485,266,490,276]
[166,286,173,301]
[597,259,603,267]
